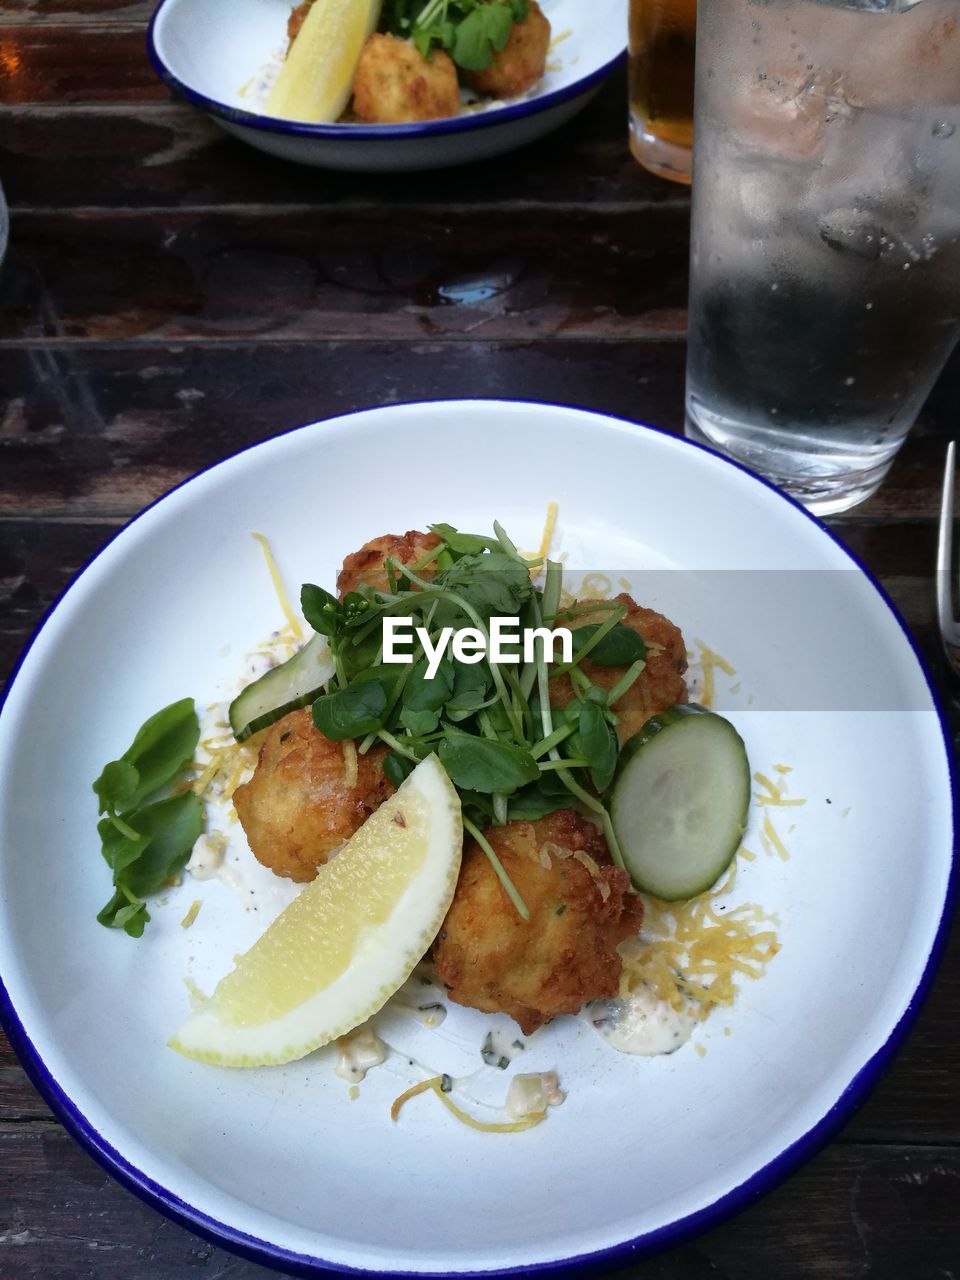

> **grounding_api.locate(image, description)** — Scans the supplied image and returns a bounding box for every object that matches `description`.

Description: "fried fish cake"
[551,593,688,743]
[467,0,551,99]
[353,33,461,125]
[434,810,644,1034]
[337,528,442,600]
[233,709,394,882]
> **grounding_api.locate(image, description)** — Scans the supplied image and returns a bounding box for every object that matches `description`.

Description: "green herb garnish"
[381,0,529,71]
[92,698,203,938]
[265,522,643,922]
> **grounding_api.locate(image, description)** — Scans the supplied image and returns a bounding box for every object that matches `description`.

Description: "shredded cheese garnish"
[578,573,613,600]
[252,532,303,641]
[390,1077,546,1133]
[753,770,806,808]
[548,27,573,50]
[191,734,261,802]
[180,899,202,929]
[536,500,559,564]
[342,739,358,789]
[619,850,781,1022]
[761,812,790,861]
[690,640,737,710]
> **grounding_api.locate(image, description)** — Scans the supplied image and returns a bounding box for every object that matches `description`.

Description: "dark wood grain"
[0,26,164,104]
[0,341,956,519]
[0,207,689,342]
[0,1125,958,1280]
[0,70,682,212]
[0,0,154,25]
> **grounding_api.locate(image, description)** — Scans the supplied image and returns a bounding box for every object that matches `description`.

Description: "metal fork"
[937,440,960,676]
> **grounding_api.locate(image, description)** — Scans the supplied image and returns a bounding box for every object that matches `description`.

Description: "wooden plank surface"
[1,5,958,1277]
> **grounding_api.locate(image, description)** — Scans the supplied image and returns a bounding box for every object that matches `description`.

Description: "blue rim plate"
[146,0,627,144]
[0,400,954,1277]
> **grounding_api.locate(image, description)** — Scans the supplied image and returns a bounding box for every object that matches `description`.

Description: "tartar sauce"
[335,1027,387,1084]
[187,834,226,881]
[585,986,695,1056]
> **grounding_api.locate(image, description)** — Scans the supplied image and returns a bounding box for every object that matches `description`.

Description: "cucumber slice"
[229,633,335,742]
[610,704,750,900]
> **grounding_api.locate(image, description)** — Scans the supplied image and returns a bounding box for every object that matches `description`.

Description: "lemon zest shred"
[548,27,573,50]
[739,845,758,862]
[774,763,793,775]
[390,1077,546,1133]
[180,900,202,929]
[252,532,303,641]
[342,739,359,789]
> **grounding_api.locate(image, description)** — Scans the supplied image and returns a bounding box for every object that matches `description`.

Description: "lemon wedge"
[170,754,462,1067]
[266,0,383,124]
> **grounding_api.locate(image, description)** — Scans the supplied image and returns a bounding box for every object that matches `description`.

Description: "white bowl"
[0,400,954,1276]
[147,0,627,171]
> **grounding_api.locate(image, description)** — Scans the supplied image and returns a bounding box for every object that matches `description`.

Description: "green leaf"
[445,660,492,717]
[403,656,455,713]
[452,3,514,70]
[312,680,388,740]
[97,815,149,874]
[115,792,204,900]
[301,583,341,639]
[438,730,538,794]
[93,760,140,816]
[433,552,533,627]
[572,623,647,667]
[400,706,441,736]
[428,523,500,557]
[507,781,569,821]
[340,627,384,680]
[97,889,150,937]
[573,699,619,793]
[93,698,199,815]
[383,750,415,789]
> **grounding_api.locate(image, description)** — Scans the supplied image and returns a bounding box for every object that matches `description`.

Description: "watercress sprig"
[92,699,203,938]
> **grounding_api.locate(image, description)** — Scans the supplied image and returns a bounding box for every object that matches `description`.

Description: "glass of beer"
[628,0,696,184]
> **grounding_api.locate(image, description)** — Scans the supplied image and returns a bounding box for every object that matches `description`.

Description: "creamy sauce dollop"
[585,986,695,1056]
[335,1027,387,1083]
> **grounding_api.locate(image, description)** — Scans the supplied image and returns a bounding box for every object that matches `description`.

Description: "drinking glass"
[629,0,697,184]
[685,0,960,515]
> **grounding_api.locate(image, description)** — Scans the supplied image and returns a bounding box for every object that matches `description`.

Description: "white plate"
[0,401,954,1276]
[147,0,627,171]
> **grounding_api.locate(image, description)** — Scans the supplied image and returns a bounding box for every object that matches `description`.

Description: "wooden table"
[1,4,958,1276]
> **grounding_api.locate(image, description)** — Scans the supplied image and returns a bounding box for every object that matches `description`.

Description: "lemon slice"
[266,0,383,124]
[170,754,462,1067]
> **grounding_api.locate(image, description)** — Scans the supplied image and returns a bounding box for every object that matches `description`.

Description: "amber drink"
[629,0,696,184]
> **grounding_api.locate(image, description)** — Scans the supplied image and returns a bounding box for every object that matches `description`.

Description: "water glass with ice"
[685,0,960,515]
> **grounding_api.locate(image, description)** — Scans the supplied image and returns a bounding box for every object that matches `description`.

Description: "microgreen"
[92,700,203,938]
[382,0,530,71]
[232,522,643,915]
